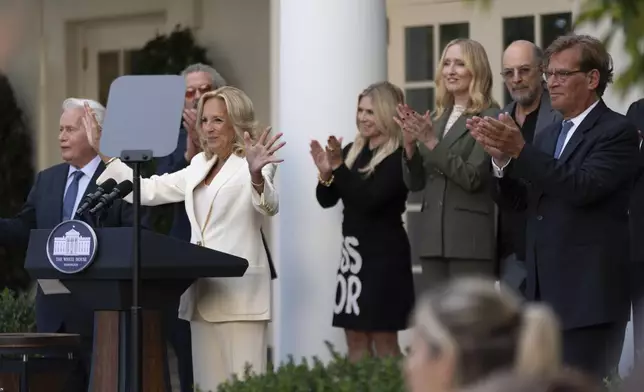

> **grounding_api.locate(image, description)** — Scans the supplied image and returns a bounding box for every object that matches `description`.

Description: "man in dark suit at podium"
[0,98,135,390]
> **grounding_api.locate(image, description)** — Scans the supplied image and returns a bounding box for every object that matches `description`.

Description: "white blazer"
[96,152,277,323]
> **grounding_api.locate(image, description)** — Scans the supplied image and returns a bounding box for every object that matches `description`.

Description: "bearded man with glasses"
[494,40,562,297]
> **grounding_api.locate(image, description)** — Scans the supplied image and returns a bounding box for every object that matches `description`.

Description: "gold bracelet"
[318,174,334,187]
[105,157,118,167]
[251,178,265,187]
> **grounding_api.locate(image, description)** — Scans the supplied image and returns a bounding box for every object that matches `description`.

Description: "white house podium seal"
[46,220,98,274]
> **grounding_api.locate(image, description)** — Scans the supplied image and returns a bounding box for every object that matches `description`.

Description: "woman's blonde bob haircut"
[413,277,561,388]
[344,81,405,176]
[196,86,259,160]
[434,38,497,118]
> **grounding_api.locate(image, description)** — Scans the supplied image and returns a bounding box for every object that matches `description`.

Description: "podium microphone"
[89,180,133,214]
[76,178,117,216]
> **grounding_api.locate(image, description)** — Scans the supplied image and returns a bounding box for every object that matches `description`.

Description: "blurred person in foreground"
[468,34,638,380]
[85,86,283,390]
[312,81,415,361]
[404,277,561,392]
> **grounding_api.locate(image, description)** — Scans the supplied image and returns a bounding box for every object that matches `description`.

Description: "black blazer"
[496,100,639,330]
[627,99,644,264]
[0,160,135,335]
[494,90,562,264]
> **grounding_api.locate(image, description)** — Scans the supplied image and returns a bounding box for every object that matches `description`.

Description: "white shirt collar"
[567,100,599,128]
[68,154,101,180]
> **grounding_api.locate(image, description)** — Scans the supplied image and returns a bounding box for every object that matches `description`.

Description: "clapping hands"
[310,136,344,180]
[393,104,437,149]
[466,113,525,165]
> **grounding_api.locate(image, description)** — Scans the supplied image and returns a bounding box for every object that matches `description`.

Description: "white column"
[271,0,387,364]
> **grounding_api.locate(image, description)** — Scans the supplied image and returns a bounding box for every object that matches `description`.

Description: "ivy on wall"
[129,25,213,76]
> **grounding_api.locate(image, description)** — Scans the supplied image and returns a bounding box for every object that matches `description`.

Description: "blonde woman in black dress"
[310,81,414,362]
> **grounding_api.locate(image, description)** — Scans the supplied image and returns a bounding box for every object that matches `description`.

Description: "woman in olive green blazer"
[397,38,499,288]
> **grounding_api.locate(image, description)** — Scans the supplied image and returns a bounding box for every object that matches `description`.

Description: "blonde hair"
[434,39,497,118]
[344,81,405,176]
[196,86,259,160]
[413,277,561,388]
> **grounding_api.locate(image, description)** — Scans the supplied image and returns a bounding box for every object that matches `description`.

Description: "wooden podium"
[24,227,248,392]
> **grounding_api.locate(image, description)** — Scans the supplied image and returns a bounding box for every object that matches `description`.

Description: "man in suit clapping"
[468,35,638,380]
[494,40,562,296]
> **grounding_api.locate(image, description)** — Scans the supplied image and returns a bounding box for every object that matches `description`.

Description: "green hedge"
[0,287,35,333]
[209,343,405,392]
[196,342,625,392]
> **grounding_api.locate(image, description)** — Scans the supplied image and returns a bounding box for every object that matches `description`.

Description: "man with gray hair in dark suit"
[494,40,562,295]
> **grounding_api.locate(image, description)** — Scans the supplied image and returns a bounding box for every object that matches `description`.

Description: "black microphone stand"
[95,209,107,229]
[75,210,98,228]
[120,149,152,392]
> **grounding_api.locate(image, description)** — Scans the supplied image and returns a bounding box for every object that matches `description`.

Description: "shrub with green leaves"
[193,343,405,392]
[0,287,36,333]
[193,342,627,392]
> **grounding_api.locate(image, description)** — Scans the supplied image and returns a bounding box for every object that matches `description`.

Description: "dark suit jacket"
[493,90,562,285]
[497,100,638,330]
[626,98,644,349]
[403,105,499,260]
[155,127,191,241]
[627,99,644,263]
[0,160,135,336]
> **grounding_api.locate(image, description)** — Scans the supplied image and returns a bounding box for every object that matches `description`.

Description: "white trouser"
[190,313,268,391]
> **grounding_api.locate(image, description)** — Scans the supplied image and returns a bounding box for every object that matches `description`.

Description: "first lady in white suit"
[81,86,285,390]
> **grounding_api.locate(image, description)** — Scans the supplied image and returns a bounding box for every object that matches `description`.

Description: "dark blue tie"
[554,120,574,158]
[62,171,84,221]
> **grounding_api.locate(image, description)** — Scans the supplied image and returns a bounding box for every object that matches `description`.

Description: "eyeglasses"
[185,84,213,99]
[500,66,538,79]
[543,69,586,82]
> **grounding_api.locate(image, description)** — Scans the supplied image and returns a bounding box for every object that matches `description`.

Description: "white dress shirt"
[492,100,600,178]
[64,154,102,214]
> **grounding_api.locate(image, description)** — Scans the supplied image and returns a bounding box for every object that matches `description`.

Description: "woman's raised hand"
[245,126,285,175]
